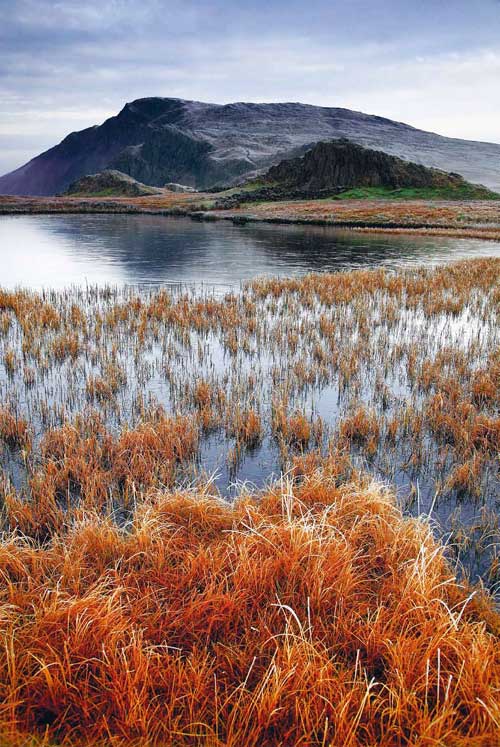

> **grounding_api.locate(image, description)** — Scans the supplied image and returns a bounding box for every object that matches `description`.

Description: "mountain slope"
[1,97,500,195]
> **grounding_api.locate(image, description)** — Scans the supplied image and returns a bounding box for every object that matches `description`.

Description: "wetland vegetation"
[0,257,499,745]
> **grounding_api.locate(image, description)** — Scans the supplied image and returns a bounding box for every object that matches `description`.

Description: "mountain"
[64,169,163,197]
[263,139,495,194]
[1,97,500,196]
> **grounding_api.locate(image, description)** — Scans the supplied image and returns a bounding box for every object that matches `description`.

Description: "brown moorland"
[215,197,500,240]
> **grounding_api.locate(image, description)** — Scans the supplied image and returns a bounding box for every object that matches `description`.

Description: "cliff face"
[1,97,500,196]
[264,139,470,191]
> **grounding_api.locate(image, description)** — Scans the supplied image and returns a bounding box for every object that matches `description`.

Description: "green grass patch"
[215,180,269,197]
[68,188,138,197]
[333,185,500,201]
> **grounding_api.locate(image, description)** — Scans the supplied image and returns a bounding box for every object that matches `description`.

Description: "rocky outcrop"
[64,170,162,197]
[214,140,496,208]
[1,97,500,195]
[215,186,346,210]
[264,139,473,191]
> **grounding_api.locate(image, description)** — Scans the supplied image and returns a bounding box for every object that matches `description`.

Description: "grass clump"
[0,471,499,746]
[0,406,31,450]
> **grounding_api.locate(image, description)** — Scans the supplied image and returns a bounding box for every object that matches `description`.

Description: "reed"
[287,411,312,446]
[0,406,31,449]
[234,407,263,447]
[3,348,16,376]
[340,406,380,452]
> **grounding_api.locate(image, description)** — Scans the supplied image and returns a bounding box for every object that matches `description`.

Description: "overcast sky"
[1,0,499,175]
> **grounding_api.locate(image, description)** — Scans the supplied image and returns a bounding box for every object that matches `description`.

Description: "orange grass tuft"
[3,348,17,376]
[0,406,31,450]
[286,411,312,447]
[340,406,380,455]
[234,408,263,447]
[0,473,499,746]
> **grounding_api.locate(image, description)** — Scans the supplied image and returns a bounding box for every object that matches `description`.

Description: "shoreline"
[1,193,500,242]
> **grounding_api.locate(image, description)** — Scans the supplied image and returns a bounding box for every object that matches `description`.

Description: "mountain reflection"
[0,214,499,289]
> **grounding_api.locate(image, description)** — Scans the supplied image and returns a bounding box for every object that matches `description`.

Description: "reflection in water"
[1,213,499,289]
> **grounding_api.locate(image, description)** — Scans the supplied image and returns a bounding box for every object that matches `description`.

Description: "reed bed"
[0,258,499,744]
[0,259,498,587]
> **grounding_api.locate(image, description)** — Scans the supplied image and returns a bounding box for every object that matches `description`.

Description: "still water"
[1,213,500,288]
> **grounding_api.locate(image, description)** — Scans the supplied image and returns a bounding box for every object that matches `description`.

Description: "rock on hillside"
[1,97,500,195]
[164,182,197,193]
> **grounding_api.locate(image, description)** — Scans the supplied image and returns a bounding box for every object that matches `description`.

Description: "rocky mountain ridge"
[1,97,500,195]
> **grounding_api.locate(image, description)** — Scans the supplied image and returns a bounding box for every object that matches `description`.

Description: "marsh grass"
[0,259,499,744]
[0,406,31,450]
[0,260,498,561]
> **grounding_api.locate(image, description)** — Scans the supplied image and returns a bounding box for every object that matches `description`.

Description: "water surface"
[1,214,499,288]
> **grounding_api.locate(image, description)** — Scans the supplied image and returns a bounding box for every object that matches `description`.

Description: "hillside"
[1,97,500,196]
[64,169,163,197]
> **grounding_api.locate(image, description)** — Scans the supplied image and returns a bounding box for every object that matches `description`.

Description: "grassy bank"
[221,195,500,231]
